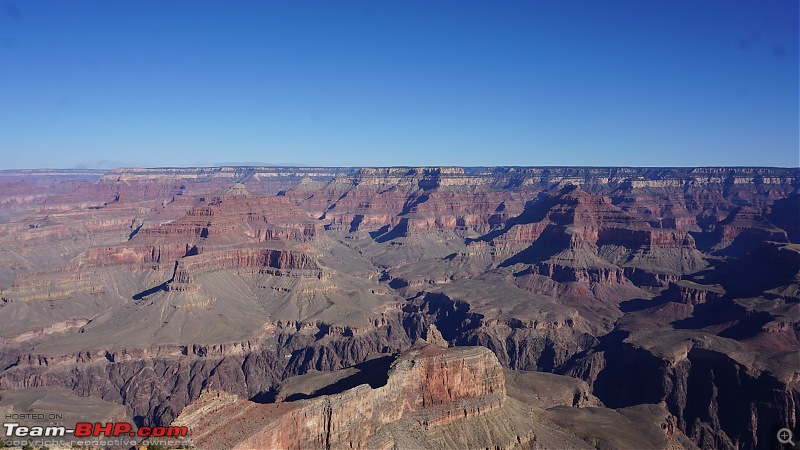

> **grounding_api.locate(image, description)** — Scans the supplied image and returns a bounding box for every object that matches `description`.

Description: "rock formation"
[0,165,797,449]
[174,344,692,449]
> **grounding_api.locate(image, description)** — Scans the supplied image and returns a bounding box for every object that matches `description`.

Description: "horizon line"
[1,164,800,172]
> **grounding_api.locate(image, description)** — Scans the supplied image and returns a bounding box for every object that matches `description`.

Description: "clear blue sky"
[0,1,797,168]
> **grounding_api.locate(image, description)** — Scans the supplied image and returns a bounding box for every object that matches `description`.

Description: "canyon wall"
[0,166,797,449]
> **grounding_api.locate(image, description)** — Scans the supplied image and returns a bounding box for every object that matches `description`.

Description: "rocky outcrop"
[170,248,322,283]
[712,206,789,254]
[174,344,507,449]
[174,344,697,450]
[664,281,725,306]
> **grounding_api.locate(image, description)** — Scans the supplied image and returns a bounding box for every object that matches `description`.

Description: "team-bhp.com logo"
[4,421,188,438]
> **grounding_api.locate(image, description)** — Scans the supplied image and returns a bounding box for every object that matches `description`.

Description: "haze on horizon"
[0,0,797,169]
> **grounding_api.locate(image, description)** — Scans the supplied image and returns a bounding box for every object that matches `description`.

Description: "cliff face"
[175,345,506,449]
[174,344,689,450]
[0,166,797,450]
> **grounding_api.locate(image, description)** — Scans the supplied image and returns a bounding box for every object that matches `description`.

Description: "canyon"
[0,166,797,449]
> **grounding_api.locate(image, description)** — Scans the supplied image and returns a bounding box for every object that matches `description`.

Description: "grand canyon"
[0,166,797,449]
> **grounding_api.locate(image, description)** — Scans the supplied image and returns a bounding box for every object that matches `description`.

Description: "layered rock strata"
[0,166,797,450]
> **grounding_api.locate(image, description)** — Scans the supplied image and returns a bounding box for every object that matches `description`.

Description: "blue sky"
[0,1,797,168]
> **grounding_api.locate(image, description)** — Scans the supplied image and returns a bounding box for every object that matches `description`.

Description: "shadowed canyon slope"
[0,166,798,449]
[174,342,693,449]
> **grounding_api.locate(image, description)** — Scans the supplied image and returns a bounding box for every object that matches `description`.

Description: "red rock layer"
[174,344,506,449]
